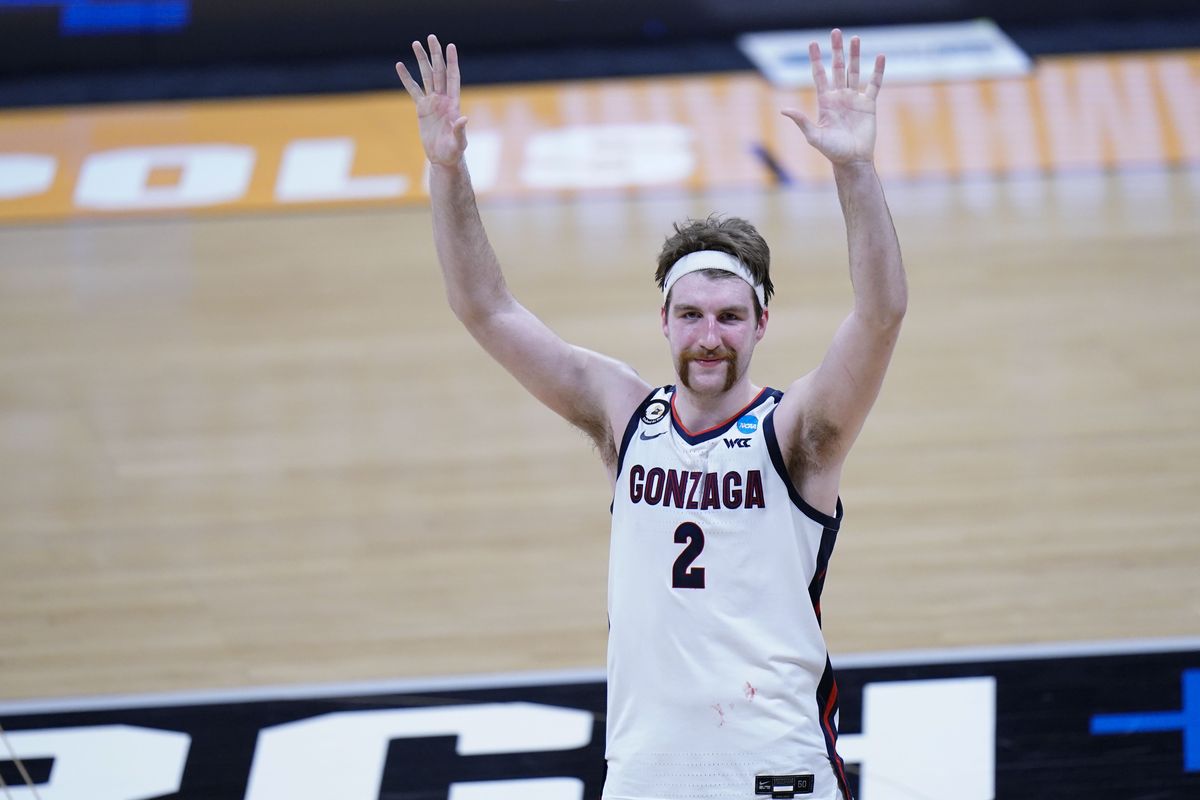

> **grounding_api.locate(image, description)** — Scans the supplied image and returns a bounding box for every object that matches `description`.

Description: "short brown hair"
[655,215,773,317]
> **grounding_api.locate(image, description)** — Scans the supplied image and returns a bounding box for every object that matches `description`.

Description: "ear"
[661,304,670,337]
[755,307,769,342]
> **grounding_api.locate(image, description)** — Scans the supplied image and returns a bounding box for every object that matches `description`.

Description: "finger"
[848,35,861,90]
[866,54,886,100]
[395,61,423,99]
[831,29,845,90]
[429,34,446,94]
[446,43,461,98]
[808,41,828,94]
[412,39,434,94]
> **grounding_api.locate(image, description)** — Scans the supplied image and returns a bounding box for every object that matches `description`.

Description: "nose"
[698,316,720,350]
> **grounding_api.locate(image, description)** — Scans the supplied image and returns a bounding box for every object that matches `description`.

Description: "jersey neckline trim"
[669,385,773,445]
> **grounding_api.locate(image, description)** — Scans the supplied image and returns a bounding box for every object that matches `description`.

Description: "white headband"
[662,250,766,308]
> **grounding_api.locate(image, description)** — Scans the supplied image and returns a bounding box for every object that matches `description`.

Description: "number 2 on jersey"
[672,522,706,589]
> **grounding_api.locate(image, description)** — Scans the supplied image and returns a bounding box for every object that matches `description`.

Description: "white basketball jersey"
[604,386,851,800]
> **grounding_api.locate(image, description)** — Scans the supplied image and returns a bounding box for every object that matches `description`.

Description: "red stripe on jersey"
[670,387,769,437]
[823,680,852,800]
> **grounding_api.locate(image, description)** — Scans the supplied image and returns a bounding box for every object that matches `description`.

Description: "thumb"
[781,109,818,143]
[452,115,469,149]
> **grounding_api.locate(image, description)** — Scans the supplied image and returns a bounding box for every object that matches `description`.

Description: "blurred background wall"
[3,0,1199,106]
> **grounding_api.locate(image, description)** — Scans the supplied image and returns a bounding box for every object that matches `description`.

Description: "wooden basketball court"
[1,70,1198,704]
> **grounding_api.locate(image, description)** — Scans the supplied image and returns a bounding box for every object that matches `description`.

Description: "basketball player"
[397,29,905,800]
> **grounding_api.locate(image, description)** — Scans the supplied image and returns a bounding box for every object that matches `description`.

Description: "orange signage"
[0,51,1197,223]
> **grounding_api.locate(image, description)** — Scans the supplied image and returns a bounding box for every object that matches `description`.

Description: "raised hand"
[782,29,885,165]
[395,35,468,166]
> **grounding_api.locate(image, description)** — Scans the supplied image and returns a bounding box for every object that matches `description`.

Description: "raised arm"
[396,37,649,471]
[773,29,908,512]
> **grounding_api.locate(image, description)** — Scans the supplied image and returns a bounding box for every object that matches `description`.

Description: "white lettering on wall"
[0,725,190,800]
[838,677,996,800]
[520,124,694,189]
[244,702,593,800]
[74,144,255,209]
[0,154,56,200]
[276,137,407,202]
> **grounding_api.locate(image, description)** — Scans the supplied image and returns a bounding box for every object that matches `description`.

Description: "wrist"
[831,159,877,178]
[429,156,468,173]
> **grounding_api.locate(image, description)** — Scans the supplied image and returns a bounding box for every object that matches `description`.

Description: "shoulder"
[579,360,653,472]
[604,363,658,432]
[606,384,673,478]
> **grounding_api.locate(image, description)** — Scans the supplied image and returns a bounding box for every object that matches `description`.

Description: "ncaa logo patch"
[737,415,759,434]
[641,400,669,425]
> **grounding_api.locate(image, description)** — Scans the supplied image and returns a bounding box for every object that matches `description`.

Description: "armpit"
[787,414,842,476]
[576,413,618,470]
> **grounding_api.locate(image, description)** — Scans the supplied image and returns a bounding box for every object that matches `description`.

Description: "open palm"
[396,35,468,166]
[783,29,885,165]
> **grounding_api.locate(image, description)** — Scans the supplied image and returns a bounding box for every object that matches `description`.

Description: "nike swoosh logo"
[639,430,667,441]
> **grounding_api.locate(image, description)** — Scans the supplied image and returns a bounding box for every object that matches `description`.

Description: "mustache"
[680,349,735,365]
[678,348,738,392]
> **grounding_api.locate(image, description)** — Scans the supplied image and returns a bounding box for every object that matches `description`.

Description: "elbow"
[882,271,909,325]
[859,292,907,331]
[885,300,908,330]
[875,309,906,332]
[449,299,492,331]
[447,290,513,333]
[888,288,909,326]
[447,295,476,325]
[852,255,907,328]
[445,283,488,325]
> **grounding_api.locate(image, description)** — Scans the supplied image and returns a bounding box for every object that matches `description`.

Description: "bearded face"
[661,272,767,400]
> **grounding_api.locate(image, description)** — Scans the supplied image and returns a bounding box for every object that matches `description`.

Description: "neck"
[673,379,762,433]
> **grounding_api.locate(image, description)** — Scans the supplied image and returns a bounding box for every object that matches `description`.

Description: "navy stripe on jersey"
[809,523,840,628]
[816,655,853,800]
[669,386,775,445]
[762,406,843,530]
[614,386,664,483]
